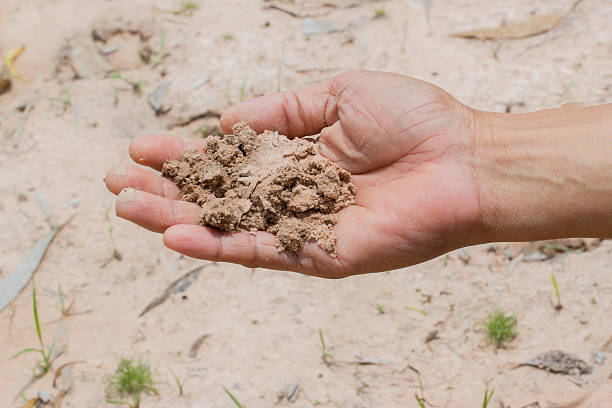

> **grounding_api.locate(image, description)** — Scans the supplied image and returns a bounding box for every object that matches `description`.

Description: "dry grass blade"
[53,361,85,388]
[452,0,585,40]
[0,216,74,313]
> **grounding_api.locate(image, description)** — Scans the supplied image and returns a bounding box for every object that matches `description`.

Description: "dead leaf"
[139,264,212,317]
[19,399,37,408]
[4,46,25,79]
[452,0,585,40]
[1,46,25,95]
[188,334,210,358]
[52,361,85,388]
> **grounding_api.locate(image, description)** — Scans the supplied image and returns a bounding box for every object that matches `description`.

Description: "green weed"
[111,74,144,95]
[106,358,158,408]
[482,387,494,408]
[173,0,199,15]
[318,329,334,366]
[374,8,386,19]
[551,272,562,310]
[376,303,386,314]
[11,283,55,377]
[48,90,71,111]
[485,310,517,349]
[406,306,427,316]
[150,32,166,68]
[223,386,245,408]
[170,370,187,396]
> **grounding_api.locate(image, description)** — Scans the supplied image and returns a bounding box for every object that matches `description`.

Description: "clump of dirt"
[162,122,355,255]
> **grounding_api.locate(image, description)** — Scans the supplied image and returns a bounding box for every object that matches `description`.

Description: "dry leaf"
[4,46,25,78]
[1,46,25,95]
[19,400,37,408]
[452,0,584,40]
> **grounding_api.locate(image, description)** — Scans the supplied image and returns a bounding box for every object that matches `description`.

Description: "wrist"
[471,104,612,243]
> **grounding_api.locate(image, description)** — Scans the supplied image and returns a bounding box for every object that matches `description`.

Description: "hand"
[105,70,485,278]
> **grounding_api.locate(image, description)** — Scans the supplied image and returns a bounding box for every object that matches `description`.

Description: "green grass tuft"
[482,387,494,408]
[106,358,158,408]
[374,8,386,19]
[485,310,517,349]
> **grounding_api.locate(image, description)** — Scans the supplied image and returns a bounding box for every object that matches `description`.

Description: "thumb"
[220,80,338,138]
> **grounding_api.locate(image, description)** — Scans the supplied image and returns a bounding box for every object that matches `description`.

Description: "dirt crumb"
[162,122,355,255]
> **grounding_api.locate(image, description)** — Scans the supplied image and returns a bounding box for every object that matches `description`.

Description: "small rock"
[37,390,55,404]
[457,249,471,264]
[303,17,344,36]
[147,82,171,115]
[593,350,606,365]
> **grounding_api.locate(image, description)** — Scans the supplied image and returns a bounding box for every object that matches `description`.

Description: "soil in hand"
[162,123,355,255]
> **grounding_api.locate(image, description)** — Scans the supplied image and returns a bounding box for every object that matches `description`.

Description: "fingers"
[105,164,180,198]
[116,188,200,233]
[220,81,338,138]
[163,224,348,278]
[129,134,208,171]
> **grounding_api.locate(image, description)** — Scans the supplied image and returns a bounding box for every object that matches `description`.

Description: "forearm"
[473,103,612,242]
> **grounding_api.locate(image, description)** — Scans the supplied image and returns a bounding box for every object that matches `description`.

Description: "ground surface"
[1,0,611,407]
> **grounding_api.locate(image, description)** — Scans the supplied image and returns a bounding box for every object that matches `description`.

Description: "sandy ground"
[1,0,611,407]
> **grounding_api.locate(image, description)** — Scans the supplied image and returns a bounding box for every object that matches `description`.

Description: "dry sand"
[1,0,611,407]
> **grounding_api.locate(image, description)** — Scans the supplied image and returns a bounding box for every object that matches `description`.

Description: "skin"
[105,70,612,278]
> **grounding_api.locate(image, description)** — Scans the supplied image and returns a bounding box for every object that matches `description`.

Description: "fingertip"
[128,135,148,165]
[219,112,235,134]
[115,187,136,217]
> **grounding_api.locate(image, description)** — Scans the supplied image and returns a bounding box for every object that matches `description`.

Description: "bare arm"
[472,103,612,242]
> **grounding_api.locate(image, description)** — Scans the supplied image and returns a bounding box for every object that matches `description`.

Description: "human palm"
[105,71,483,278]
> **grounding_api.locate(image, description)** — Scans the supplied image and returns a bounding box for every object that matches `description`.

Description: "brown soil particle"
[162,122,355,255]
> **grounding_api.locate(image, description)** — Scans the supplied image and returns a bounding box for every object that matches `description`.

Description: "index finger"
[129,134,208,171]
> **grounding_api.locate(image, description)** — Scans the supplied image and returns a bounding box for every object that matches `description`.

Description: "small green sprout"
[111,74,144,95]
[551,272,562,310]
[485,310,517,349]
[169,369,187,396]
[173,0,199,15]
[482,387,494,408]
[11,283,55,377]
[376,303,386,314]
[406,306,427,316]
[223,386,245,408]
[150,32,166,68]
[106,358,158,408]
[48,90,71,111]
[318,329,334,366]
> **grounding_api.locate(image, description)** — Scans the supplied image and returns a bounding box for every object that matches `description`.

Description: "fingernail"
[118,188,136,202]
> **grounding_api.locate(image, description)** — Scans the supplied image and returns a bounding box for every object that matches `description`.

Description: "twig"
[188,334,211,358]
[166,110,221,128]
[263,4,303,18]
[13,101,33,147]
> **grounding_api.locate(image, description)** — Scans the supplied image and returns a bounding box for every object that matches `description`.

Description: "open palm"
[105,71,483,278]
